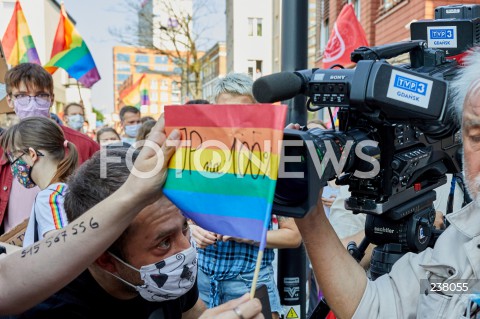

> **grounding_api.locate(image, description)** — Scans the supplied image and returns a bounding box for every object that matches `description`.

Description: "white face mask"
[108,242,197,302]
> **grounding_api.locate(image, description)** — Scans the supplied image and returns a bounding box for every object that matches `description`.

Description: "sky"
[61,0,226,114]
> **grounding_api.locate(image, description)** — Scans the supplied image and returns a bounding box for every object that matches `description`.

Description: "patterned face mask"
[107,241,198,302]
[10,156,36,189]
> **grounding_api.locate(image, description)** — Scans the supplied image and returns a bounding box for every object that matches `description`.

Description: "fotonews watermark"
[98,138,381,180]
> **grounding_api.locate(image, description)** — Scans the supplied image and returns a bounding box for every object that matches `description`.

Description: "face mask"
[10,157,36,188]
[67,114,85,130]
[14,99,50,119]
[108,242,197,302]
[124,124,141,138]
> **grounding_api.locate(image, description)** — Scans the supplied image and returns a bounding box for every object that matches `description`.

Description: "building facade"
[138,0,193,51]
[226,0,273,77]
[199,42,227,102]
[113,46,182,117]
[314,0,480,67]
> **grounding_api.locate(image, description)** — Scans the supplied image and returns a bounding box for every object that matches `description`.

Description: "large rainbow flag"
[2,0,41,66]
[44,3,100,88]
[163,104,287,244]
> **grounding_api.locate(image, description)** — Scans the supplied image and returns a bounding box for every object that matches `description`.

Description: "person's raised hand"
[199,293,264,319]
[190,224,217,249]
[220,235,258,246]
[321,194,337,208]
[124,114,180,205]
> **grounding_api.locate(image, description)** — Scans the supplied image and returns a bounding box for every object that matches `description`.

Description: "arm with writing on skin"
[0,117,180,315]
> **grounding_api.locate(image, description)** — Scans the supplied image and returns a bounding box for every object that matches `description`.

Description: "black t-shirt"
[11,270,199,319]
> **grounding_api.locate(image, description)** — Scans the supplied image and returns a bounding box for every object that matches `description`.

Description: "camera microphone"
[253,72,304,103]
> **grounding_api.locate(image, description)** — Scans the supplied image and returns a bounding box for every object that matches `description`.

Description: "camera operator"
[295,48,480,318]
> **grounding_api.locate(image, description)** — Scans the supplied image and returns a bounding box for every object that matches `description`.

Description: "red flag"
[323,4,368,69]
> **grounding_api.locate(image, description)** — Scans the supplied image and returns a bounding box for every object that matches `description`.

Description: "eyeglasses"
[11,93,51,107]
[6,149,44,165]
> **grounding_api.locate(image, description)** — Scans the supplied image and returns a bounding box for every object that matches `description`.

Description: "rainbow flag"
[2,0,41,66]
[120,74,149,106]
[44,3,100,88]
[141,85,150,106]
[163,104,287,244]
[324,107,340,129]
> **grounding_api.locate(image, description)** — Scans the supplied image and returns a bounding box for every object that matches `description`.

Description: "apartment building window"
[320,0,330,53]
[257,18,263,36]
[116,73,129,82]
[320,18,329,52]
[150,104,159,114]
[172,81,180,92]
[161,80,169,90]
[150,79,158,89]
[248,18,254,36]
[135,55,150,64]
[151,91,158,102]
[348,0,361,20]
[116,53,130,62]
[380,0,406,15]
[247,60,263,79]
[135,66,147,73]
[171,92,180,102]
[155,56,168,64]
[248,18,263,37]
[161,92,169,101]
[116,61,130,72]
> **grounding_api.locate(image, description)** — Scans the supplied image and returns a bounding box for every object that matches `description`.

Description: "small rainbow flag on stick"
[120,74,149,107]
[163,104,287,244]
[44,3,100,88]
[2,0,41,66]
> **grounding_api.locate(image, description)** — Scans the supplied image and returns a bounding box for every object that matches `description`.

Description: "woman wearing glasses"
[1,117,78,247]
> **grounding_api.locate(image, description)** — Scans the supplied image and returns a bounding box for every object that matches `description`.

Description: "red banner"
[323,4,368,69]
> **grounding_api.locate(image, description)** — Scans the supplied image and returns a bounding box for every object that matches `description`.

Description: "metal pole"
[277,1,308,318]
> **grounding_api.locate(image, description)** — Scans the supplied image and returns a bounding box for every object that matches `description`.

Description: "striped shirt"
[23,183,69,247]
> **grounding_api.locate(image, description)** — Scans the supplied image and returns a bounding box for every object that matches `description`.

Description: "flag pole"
[249,223,269,299]
[249,249,264,299]
[76,81,84,106]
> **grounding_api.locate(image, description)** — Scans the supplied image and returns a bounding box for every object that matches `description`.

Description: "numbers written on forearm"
[20,217,99,258]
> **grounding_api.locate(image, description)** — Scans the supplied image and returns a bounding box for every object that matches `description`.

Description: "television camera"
[253,4,480,278]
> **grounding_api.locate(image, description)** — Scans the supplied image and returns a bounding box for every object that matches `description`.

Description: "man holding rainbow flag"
[163,73,302,319]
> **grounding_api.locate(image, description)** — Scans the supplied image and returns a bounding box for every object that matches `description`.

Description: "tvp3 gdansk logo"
[386,70,433,109]
[427,26,457,48]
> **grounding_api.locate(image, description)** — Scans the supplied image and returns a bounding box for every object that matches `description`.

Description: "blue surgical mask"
[68,114,85,130]
[125,124,141,138]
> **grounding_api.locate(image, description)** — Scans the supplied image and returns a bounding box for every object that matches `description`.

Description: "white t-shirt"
[23,183,69,247]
